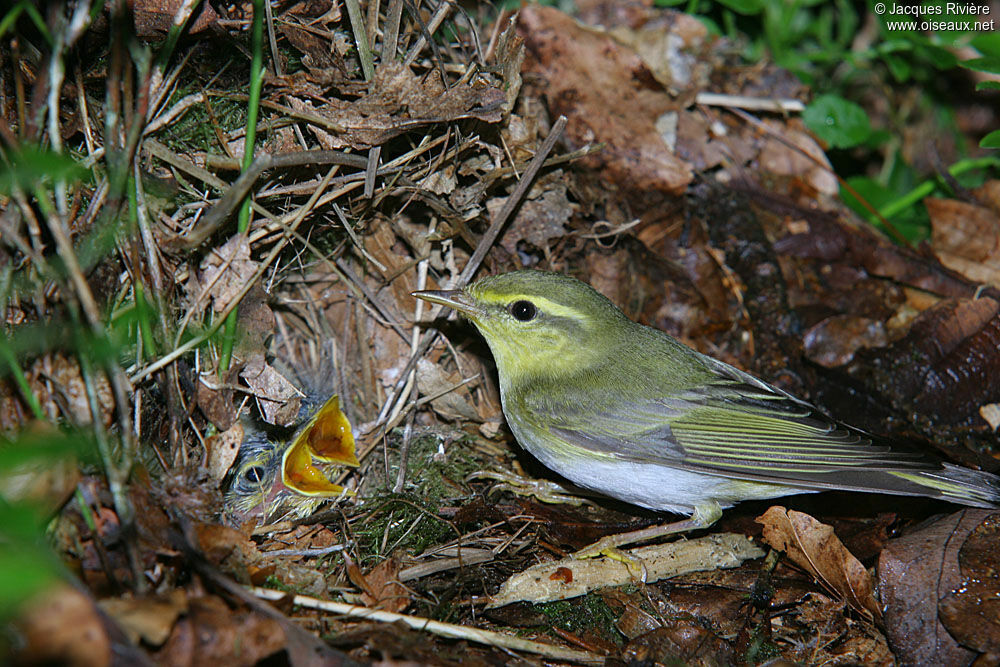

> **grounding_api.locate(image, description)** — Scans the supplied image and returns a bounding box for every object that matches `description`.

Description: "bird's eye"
[510,300,537,322]
[243,465,265,484]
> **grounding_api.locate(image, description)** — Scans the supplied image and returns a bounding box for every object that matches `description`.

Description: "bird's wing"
[545,364,934,487]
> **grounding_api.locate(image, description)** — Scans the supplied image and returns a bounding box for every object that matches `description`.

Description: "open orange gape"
[223,393,359,525]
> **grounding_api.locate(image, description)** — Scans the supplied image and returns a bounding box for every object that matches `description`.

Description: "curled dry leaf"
[928,179,1000,286]
[199,235,257,313]
[757,506,881,622]
[240,355,303,427]
[204,422,243,482]
[98,589,188,647]
[359,556,411,614]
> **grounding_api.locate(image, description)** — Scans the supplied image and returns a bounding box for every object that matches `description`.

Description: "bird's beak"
[412,289,482,318]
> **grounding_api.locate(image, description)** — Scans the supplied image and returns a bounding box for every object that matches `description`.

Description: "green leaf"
[0,549,60,611]
[959,56,1000,75]
[916,43,958,69]
[715,0,764,14]
[981,130,1000,149]
[971,32,1000,58]
[0,146,86,195]
[884,53,911,81]
[803,94,872,148]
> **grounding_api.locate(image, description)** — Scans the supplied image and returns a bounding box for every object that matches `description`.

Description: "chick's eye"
[510,300,537,322]
[243,465,265,484]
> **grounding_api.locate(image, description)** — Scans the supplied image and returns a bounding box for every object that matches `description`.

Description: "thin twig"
[368,115,568,433]
[249,586,602,664]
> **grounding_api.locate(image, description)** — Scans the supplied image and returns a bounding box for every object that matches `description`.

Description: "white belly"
[506,413,804,514]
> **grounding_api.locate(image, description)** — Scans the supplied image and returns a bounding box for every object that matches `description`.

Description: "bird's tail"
[890,464,1000,509]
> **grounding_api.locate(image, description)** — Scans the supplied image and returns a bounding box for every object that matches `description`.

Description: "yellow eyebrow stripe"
[474,294,585,320]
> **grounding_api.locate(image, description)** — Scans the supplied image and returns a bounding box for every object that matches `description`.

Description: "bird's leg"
[572,503,723,560]
[467,470,592,506]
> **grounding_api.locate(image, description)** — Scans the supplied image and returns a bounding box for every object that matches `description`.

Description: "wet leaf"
[938,512,1000,656]
[877,509,991,664]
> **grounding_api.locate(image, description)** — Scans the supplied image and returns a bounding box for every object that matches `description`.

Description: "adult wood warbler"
[414,270,999,550]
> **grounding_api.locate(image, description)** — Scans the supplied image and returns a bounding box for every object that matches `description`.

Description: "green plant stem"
[219,0,265,373]
[878,156,1000,219]
[0,342,44,421]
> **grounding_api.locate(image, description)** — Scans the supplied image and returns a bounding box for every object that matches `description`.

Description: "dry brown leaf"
[292,62,506,150]
[99,589,188,647]
[195,370,238,431]
[359,556,411,613]
[758,119,838,197]
[416,358,480,422]
[15,584,111,666]
[156,596,285,665]
[518,5,693,194]
[928,192,1000,285]
[27,354,114,427]
[495,179,573,255]
[132,0,219,37]
[199,235,257,313]
[0,423,79,512]
[757,506,881,621]
[606,12,709,91]
[204,422,243,482]
[240,355,302,427]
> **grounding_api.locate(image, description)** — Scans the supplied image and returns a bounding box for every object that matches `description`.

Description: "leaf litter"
[1,0,998,664]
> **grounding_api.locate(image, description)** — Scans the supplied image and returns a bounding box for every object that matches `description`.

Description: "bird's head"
[414,270,631,385]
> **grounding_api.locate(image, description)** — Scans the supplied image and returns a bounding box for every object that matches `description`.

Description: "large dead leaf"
[929,180,1000,286]
[877,509,991,665]
[938,512,1000,657]
[757,506,880,621]
[518,6,693,194]
[14,584,111,665]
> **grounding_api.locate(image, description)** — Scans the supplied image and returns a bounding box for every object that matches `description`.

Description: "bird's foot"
[571,503,724,559]
[466,470,589,506]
